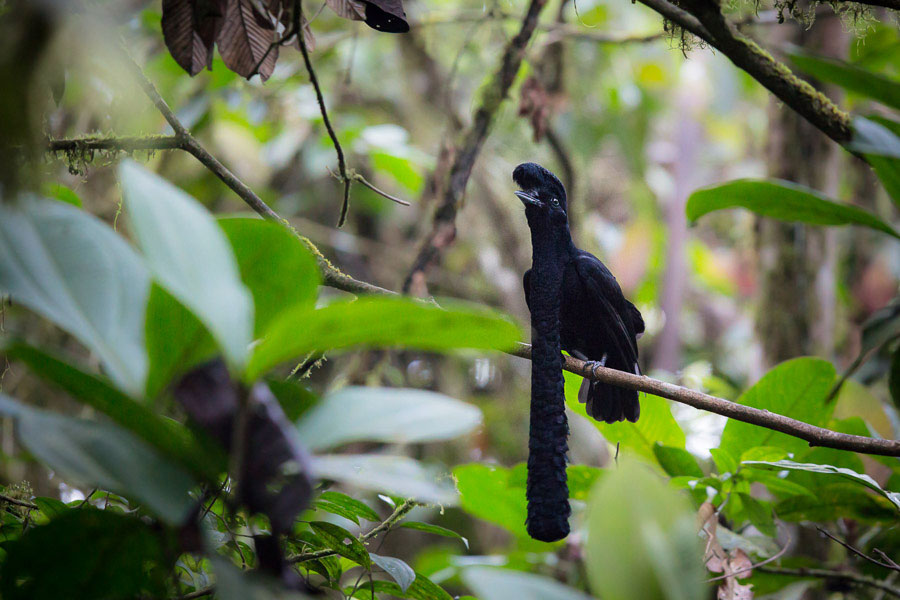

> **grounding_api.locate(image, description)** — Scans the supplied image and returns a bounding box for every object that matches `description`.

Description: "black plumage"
[513,162,644,542]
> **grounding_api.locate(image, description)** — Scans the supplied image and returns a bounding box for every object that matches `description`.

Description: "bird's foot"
[582,354,608,375]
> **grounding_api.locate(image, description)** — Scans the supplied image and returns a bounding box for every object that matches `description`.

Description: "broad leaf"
[585,461,705,600]
[0,395,196,524]
[216,0,277,80]
[309,521,371,568]
[788,48,900,111]
[463,567,593,600]
[344,573,451,600]
[453,463,531,541]
[247,297,521,380]
[850,117,900,206]
[219,218,320,335]
[774,483,898,522]
[564,371,685,463]
[315,491,381,524]
[399,521,469,548]
[653,445,703,478]
[743,460,900,512]
[119,161,253,372]
[1,341,216,478]
[717,358,836,465]
[686,179,900,240]
[311,454,458,505]
[296,386,482,451]
[0,198,149,395]
[0,510,168,600]
[370,553,416,593]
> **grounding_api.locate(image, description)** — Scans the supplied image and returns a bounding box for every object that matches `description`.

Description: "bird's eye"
[550,198,560,207]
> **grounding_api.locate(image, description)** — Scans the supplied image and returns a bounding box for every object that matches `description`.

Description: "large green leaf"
[453,463,530,540]
[585,461,705,600]
[564,371,685,463]
[144,284,217,400]
[774,482,898,522]
[788,48,900,111]
[219,218,320,335]
[344,573,452,600]
[309,521,371,568]
[686,179,900,239]
[118,161,253,371]
[743,460,900,512]
[717,358,836,465]
[0,198,149,395]
[0,341,217,477]
[311,454,458,505]
[314,491,381,525]
[0,510,168,600]
[463,567,593,600]
[850,117,900,206]
[296,387,482,451]
[370,554,416,593]
[247,297,521,380]
[0,395,196,524]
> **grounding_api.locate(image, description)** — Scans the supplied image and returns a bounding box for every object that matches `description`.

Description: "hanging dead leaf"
[216,0,278,80]
[361,0,408,33]
[269,0,316,52]
[325,0,366,21]
[162,0,225,75]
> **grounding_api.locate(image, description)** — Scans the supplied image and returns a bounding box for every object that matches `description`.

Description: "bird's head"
[512,162,567,223]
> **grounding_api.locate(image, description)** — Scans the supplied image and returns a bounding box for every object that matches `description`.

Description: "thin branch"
[510,343,900,457]
[706,532,790,582]
[757,566,900,599]
[833,0,900,9]
[817,527,900,572]
[48,135,182,152]
[0,492,38,510]
[634,0,852,145]
[351,171,411,206]
[288,499,416,564]
[403,0,549,294]
[293,0,351,227]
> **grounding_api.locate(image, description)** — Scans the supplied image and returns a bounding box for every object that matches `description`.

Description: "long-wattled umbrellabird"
[513,161,644,542]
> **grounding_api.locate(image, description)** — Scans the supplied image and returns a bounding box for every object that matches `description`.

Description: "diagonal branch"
[633,0,852,146]
[402,0,549,294]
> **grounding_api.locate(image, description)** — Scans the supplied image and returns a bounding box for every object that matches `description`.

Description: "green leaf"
[399,522,469,549]
[33,497,67,519]
[247,297,521,380]
[686,179,900,240]
[710,448,738,475]
[143,284,217,400]
[0,510,168,600]
[314,491,380,525]
[850,117,900,206]
[739,493,776,537]
[42,183,82,207]
[266,378,318,422]
[296,387,482,451]
[1,340,217,478]
[345,572,452,600]
[742,460,900,512]
[370,553,416,593]
[311,454,457,505]
[453,463,530,541]
[787,48,900,111]
[740,447,789,463]
[741,470,815,499]
[212,556,308,600]
[565,371,685,463]
[0,198,149,395]
[219,218,320,335]
[654,445,703,478]
[567,464,604,500]
[774,483,898,522]
[585,460,705,600]
[118,161,253,371]
[716,358,836,467]
[463,567,594,600]
[0,394,196,524]
[309,521,371,568]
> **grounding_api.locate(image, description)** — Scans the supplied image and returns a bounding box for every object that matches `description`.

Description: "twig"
[0,492,37,510]
[757,566,900,598]
[48,136,182,152]
[817,527,900,572]
[292,0,351,226]
[403,0,549,294]
[706,532,790,582]
[289,498,416,564]
[510,343,900,457]
[351,171,411,206]
[633,0,852,146]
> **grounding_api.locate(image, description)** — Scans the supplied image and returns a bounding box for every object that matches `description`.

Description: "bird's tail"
[526,344,571,542]
[579,377,640,423]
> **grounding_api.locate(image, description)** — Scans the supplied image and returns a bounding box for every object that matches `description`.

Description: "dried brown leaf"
[216,0,278,80]
[325,0,366,21]
[162,0,225,76]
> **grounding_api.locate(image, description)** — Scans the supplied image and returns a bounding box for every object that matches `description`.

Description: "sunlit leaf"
[653,445,703,478]
[119,160,253,372]
[296,386,482,451]
[0,198,149,396]
[0,395,196,524]
[686,179,900,239]
[248,297,521,380]
[370,553,415,592]
[312,454,457,505]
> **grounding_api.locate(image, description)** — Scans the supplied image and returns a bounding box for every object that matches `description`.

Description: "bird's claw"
[582,354,608,375]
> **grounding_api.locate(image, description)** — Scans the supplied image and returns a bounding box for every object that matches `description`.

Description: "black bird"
[513,162,644,542]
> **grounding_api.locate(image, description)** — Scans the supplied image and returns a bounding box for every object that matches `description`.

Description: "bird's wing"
[626,299,645,338]
[568,254,640,364]
[523,268,532,312]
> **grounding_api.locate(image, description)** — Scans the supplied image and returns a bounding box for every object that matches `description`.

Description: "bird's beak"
[514,190,541,207]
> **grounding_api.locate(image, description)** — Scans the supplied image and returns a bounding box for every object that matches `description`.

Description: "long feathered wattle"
[525,274,571,542]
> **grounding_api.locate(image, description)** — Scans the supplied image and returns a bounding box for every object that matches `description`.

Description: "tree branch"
[817,526,900,572]
[0,492,38,510]
[757,566,900,599]
[402,0,549,294]
[633,0,852,145]
[834,0,900,9]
